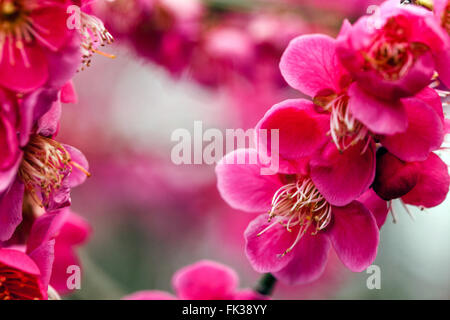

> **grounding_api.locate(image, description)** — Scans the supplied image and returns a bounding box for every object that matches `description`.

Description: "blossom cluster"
[216,0,450,284]
[0,0,109,300]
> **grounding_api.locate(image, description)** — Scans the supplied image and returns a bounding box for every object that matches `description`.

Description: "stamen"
[78,12,115,71]
[259,178,332,256]
[323,95,371,152]
[0,1,60,67]
[18,135,90,208]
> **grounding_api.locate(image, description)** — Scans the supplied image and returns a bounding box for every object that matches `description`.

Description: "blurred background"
[60,0,449,299]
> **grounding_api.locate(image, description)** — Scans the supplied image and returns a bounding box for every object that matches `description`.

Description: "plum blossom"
[0,0,81,93]
[280,33,445,162]
[0,90,89,241]
[336,0,449,98]
[123,260,265,300]
[216,142,384,284]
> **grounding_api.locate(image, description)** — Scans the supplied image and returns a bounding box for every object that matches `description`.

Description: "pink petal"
[172,260,239,300]
[402,153,450,208]
[37,101,62,137]
[279,34,348,97]
[273,231,331,285]
[435,48,450,89]
[216,149,283,212]
[0,248,40,275]
[357,189,389,229]
[0,45,49,92]
[373,151,420,200]
[348,83,407,135]
[380,97,444,162]
[310,141,376,206]
[60,81,78,104]
[256,99,329,165]
[0,178,24,241]
[244,214,297,273]
[122,291,176,300]
[64,144,90,188]
[327,201,379,272]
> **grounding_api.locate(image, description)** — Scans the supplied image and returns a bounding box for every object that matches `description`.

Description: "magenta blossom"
[24,209,91,295]
[0,90,89,241]
[123,260,265,300]
[336,0,449,98]
[280,33,445,162]
[373,148,450,208]
[0,209,64,300]
[216,146,386,284]
[256,99,376,206]
[0,0,82,93]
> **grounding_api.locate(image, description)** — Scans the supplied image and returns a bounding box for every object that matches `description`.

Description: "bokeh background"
[60,0,449,299]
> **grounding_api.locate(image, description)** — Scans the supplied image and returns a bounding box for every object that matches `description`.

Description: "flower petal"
[280,34,348,97]
[380,97,444,162]
[172,260,238,300]
[273,231,330,285]
[310,141,376,206]
[348,83,407,135]
[0,178,24,241]
[244,214,296,273]
[357,189,389,229]
[402,152,450,208]
[216,149,283,212]
[327,201,379,272]
[256,99,329,166]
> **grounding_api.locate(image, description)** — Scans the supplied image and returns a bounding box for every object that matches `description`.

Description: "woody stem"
[255,273,277,297]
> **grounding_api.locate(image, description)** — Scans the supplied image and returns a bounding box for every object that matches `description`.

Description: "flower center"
[364,17,429,81]
[0,262,43,300]
[0,0,60,67]
[258,177,332,256]
[18,134,89,208]
[315,92,371,152]
[78,12,115,70]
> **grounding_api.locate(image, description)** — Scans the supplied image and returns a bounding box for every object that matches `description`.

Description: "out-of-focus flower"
[216,145,382,284]
[280,34,445,162]
[373,148,450,208]
[0,0,81,93]
[123,260,265,300]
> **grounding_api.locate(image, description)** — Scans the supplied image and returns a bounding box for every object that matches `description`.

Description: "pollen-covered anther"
[78,12,115,71]
[18,135,90,208]
[258,178,332,256]
[443,3,450,34]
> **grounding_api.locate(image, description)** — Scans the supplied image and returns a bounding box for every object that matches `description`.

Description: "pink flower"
[216,146,384,284]
[26,209,91,295]
[123,260,265,300]
[373,148,450,208]
[0,248,47,300]
[280,33,445,162]
[335,0,449,99]
[0,0,81,93]
[0,209,65,300]
[256,99,376,206]
[0,92,89,241]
